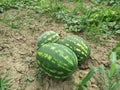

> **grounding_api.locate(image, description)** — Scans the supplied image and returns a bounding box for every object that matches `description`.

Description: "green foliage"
[76,68,97,90]
[0,0,18,11]
[25,76,34,82]
[96,52,120,90]
[51,2,87,32]
[109,42,120,60]
[34,69,44,86]
[0,11,22,29]
[91,0,120,6]
[0,0,42,12]
[76,43,120,90]
[55,10,82,31]
[84,6,120,36]
[0,70,12,90]
[0,0,120,38]
[47,1,120,37]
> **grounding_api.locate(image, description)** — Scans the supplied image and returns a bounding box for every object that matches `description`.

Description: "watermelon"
[37,31,60,48]
[58,35,90,63]
[36,43,78,79]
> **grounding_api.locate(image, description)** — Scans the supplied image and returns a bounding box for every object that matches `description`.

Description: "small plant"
[9,21,21,29]
[76,43,120,90]
[25,76,34,82]
[109,42,120,60]
[0,70,12,90]
[76,68,97,90]
[96,52,120,90]
[34,69,44,86]
[0,0,18,11]
[91,0,120,6]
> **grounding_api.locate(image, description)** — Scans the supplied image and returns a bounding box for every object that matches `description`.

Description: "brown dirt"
[0,9,119,90]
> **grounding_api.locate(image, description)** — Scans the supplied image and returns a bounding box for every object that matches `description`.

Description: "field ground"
[0,1,120,90]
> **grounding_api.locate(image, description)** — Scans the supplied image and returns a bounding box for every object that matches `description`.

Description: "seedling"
[0,70,12,90]
[76,43,120,90]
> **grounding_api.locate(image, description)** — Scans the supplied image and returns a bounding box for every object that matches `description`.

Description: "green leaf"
[0,7,3,13]
[98,64,107,85]
[79,67,97,86]
[0,70,12,90]
[111,82,120,90]
[25,76,34,82]
[115,64,119,82]
[108,52,117,84]
[110,63,116,78]
[108,22,116,27]
[116,30,120,34]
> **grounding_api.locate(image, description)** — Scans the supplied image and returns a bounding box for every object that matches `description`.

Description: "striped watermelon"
[58,35,90,63]
[36,43,78,79]
[37,31,60,48]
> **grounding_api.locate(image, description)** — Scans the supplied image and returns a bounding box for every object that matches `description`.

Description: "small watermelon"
[58,35,90,63]
[36,43,78,79]
[37,31,60,48]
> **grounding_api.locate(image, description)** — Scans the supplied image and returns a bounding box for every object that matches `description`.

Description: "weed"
[91,0,120,6]
[9,21,21,29]
[2,11,7,23]
[76,43,120,90]
[34,69,44,86]
[0,0,18,11]
[0,0,120,37]
[109,42,120,60]
[0,10,22,29]
[0,0,42,11]
[96,52,120,90]
[25,76,35,82]
[0,70,12,90]
[76,68,97,90]
[24,58,36,69]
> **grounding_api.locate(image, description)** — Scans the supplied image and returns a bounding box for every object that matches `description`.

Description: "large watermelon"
[37,31,60,48]
[36,43,78,79]
[58,35,90,63]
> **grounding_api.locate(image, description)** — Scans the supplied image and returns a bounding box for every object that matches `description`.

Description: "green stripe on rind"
[56,43,78,64]
[37,55,75,79]
[36,43,78,79]
[37,31,60,47]
[38,62,75,79]
[37,44,77,71]
[37,31,56,42]
[37,33,59,47]
[40,66,72,79]
[71,35,90,54]
[58,35,90,62]
[37,52,72,72]
[36,56,70,76]
[60,40,88,61]
[54,43,78,69]
[59,39,87,56]
[52,44,78,67]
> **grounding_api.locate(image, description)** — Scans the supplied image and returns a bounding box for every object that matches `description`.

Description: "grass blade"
[80,67,97,85]
[111,82,120,90]
[0,70,12,90]
[78,67,97,90]
[109,52,117,78]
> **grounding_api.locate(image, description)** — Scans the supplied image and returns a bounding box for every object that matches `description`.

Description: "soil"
[0,9,119,90]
